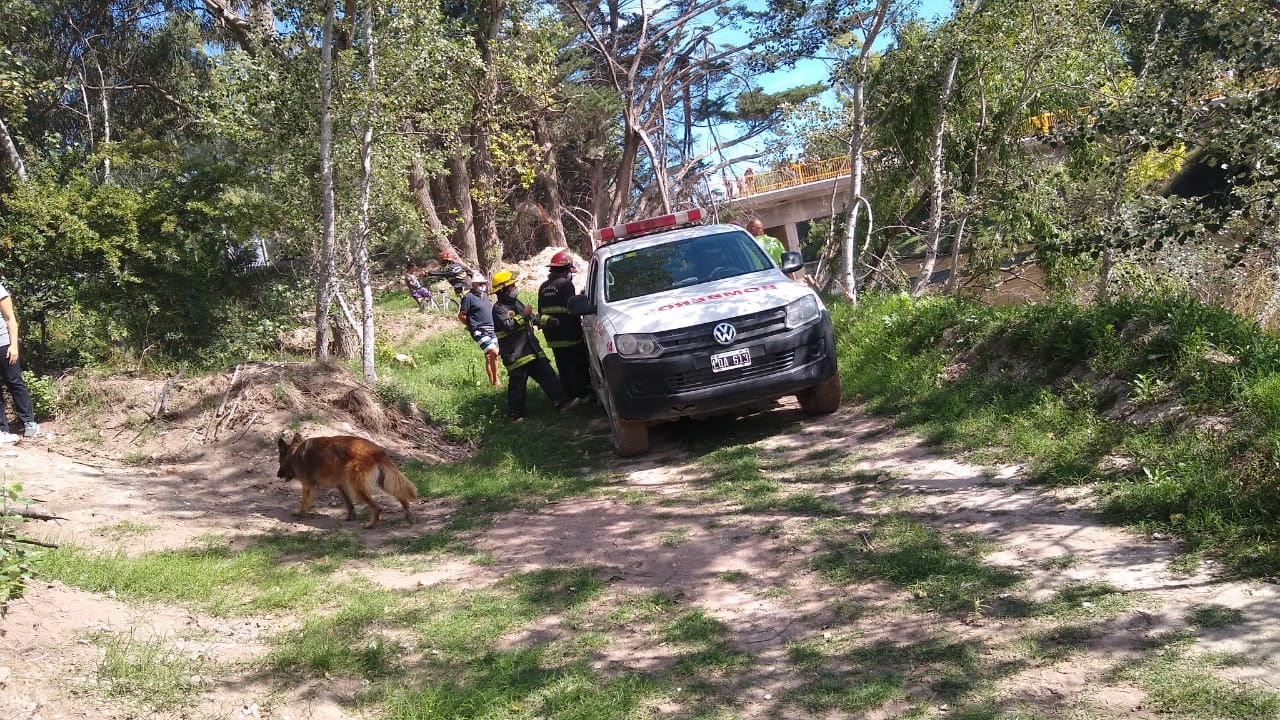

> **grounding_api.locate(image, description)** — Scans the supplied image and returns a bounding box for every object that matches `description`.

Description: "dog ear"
[291,432,303,446]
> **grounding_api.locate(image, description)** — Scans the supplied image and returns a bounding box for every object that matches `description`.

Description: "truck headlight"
[785,295,820,329]
[615,333,663,358]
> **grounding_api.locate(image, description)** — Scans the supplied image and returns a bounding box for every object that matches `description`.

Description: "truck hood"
[602,271,817,335]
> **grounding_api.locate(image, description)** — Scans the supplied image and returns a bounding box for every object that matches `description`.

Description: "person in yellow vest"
[746,218,785,267]
[491,270,580,422]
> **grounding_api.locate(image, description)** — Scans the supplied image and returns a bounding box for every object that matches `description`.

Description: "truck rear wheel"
[603,385,650,456]
[798,374,842,415]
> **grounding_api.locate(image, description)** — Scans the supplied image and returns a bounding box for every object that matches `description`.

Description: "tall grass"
[832,292,1280,577]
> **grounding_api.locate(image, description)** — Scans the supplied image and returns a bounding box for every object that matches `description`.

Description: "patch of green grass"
[1187,603,1246,629]
[869,494,925,512]
[788,673,905,712]
[93,520,156,541]
[1017,581,1137,621]
[34,536,355,616]
[786,636,994,713]
[383,647,661,720]
[1119,639,1280,719]
[811,515,1021,615]
[89,630,214,713]
[1016,623,1098,662]
[507,565,608,611]
[1036,554,1080,571]
[716,570,749,583]
[266,586,415,679]
[605,591,678,627]
[804,446,847,462]
[658,526,691,547]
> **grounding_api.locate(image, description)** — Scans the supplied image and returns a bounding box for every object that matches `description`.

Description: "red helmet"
[548,250,575,270]
[440,249,458,261]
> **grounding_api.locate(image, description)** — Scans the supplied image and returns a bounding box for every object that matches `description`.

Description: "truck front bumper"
[600,314,838,423]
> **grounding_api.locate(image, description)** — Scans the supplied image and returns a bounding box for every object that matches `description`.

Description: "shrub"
[25,373,60,420]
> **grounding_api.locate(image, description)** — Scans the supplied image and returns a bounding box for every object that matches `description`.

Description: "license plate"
[710,348,752,372]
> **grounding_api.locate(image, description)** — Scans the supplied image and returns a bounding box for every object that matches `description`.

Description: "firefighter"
[425,249,474,297]
[537,251,592,401]
[491,270,581,422]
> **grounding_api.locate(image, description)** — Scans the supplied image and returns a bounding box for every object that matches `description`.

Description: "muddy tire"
[611,416,650,456]
[602,382,650,456]
[798,374,842,415]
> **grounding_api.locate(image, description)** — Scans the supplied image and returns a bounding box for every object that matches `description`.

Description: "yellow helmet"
[491,269,516,292]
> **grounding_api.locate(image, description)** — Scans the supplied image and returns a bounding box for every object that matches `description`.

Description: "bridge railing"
[722,155,852,198]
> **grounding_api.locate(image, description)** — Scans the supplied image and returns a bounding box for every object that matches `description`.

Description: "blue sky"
[718,0,955,170]
[757,0,954,95]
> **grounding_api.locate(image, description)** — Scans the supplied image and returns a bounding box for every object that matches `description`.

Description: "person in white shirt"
[0,282,38,443]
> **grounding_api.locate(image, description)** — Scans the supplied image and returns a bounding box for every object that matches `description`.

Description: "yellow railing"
[728,155,852,198]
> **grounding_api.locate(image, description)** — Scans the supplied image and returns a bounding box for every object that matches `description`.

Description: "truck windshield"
[603,231,773,302]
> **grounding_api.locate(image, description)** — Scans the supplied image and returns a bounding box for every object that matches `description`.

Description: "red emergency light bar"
[594,208,705,245]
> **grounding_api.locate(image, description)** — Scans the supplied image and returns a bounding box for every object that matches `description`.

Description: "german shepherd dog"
[276,433,418,528]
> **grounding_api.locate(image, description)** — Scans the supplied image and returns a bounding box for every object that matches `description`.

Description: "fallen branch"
[229,411,261,444]
[1,532,60,549]
[150,368,184,419]
[5,507,67,522]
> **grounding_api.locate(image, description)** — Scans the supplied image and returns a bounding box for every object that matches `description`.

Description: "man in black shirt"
[537,251,592,401]
[456,274,500,388]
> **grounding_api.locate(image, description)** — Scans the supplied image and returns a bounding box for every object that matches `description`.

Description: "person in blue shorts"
[457,274,501,388]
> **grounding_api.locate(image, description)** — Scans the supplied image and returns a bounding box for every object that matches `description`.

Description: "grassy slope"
[833,291,1280,577]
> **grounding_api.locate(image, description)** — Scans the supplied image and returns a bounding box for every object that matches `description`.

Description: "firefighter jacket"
[537,275,584,348]
[425,261,474,292]
[493,295,546,370]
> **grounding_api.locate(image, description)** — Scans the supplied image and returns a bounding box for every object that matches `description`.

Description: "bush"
[1,483,35,617]
[25,373,59,420]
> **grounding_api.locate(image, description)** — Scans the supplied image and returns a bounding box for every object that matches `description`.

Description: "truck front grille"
[653,308,788,354]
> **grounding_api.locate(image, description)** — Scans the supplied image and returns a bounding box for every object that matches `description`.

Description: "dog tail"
[376,460,419,524]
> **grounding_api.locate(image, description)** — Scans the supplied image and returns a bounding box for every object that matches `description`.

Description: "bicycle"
[421,282,459,314]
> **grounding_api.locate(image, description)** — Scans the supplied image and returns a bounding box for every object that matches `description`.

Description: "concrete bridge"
[718,156,853,251]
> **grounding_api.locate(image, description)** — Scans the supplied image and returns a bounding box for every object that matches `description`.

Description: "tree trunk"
[590,156,608,233]
[448,148,479,264]
[913,0,984,297]
[840,82,867,300]
[96,62,111,183]
[354,0,378,383]
[0,113,27,182]
[315,0,338,361]
[469,0,505,275]
[533,115,567,248]
[407,147,449,244]
[913,54,961,296]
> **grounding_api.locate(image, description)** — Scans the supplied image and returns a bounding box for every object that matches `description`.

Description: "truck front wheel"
[798,374,842,415]
[603,386,650,456]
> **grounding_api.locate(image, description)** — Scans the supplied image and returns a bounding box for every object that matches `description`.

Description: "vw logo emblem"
[712,322,737,345]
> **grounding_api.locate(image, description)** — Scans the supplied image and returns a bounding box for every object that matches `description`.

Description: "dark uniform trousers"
[551,344,591,400]
[495,296,570,420]
[538,275,593,401]
[507,356,568,420]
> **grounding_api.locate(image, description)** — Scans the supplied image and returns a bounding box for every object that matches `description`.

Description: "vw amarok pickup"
[568,208,841,456]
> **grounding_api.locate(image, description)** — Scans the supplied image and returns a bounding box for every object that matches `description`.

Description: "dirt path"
[3,404,1279,719]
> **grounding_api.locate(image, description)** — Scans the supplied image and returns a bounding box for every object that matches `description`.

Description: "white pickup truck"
[568,208,841,455]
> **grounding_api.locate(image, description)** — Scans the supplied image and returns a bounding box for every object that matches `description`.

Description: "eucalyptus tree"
[555,0,803,227]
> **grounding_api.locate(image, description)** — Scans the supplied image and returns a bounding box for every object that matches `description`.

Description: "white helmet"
[470,274,487,284]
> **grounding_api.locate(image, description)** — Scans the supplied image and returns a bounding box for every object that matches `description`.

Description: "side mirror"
[780,251,804,274]
[567,294,597,316]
